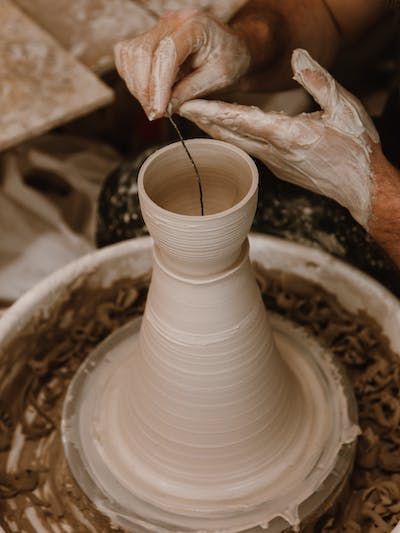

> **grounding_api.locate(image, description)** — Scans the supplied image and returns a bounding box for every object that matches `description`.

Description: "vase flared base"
[62,314,357,533]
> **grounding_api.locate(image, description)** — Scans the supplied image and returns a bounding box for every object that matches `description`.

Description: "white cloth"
[0,135,119,302]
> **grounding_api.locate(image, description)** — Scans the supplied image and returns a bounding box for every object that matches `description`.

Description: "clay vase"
[79,139,356,532]
[130,140,303,500]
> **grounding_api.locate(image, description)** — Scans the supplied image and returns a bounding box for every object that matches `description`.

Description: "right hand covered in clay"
[114,9,251,120]
[180,48,400,266]
[179,48,380,230]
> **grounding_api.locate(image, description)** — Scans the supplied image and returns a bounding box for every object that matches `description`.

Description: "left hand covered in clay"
[179,48,380,230]
[114,9,251,120]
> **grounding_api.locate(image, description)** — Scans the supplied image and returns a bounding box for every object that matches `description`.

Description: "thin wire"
[167,114,205,216]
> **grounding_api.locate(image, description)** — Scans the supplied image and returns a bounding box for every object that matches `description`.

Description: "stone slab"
[15,0,156,73]
[0,0,114,151]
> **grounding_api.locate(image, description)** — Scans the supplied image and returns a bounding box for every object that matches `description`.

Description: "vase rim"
[138,139,258,221]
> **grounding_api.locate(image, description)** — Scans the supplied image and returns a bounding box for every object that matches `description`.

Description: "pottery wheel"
[1,235,399,532]
[61,228,358,533]
[62,312,357,532]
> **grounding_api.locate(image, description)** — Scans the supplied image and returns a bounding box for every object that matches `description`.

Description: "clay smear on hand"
[179,48,380,229]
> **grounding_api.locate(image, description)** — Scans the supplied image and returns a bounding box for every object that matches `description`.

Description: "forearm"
[369,146,400,267]
[230,0,341,91]
[230,0,387,91]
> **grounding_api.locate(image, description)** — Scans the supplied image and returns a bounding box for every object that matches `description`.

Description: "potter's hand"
[114,9,251,120]
[179,48,380,230]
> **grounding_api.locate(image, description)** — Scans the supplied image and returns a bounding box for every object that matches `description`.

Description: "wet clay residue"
[0,267,399,532]
[256,268,400,533]
[0,274,149,532]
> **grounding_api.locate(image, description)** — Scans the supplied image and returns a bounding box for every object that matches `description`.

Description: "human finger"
[170,62,240,111]
[179,99,299,147]
[291,48,379,142]
[291,48,340,114]
[188,118,268,162]
[176,110,301,190]
[149,13,206,118]
[114,11,190,118]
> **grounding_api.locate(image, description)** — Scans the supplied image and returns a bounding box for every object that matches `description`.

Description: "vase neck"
[154,239,250,279]
[138,139,259,277]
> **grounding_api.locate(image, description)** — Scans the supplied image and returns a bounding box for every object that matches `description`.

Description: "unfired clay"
[68,140,357,531]
[179,49,379,229]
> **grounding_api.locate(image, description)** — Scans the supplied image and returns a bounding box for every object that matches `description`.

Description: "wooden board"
[0,0,113,152]
[14,0,156,73]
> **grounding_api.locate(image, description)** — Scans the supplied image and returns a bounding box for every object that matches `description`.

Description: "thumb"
[291,48,340,114]
[292,48,380,143]
[171,64,231,110]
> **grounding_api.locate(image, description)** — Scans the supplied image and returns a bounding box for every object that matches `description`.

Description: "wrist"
[368,145,400,266]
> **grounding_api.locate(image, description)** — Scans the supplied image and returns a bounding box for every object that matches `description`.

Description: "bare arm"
[369,146,400,267]
[180,48,400,268]
[230,0,388,91]
[114,0,388,117]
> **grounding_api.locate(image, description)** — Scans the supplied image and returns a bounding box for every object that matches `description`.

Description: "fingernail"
[292,48,314,73]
